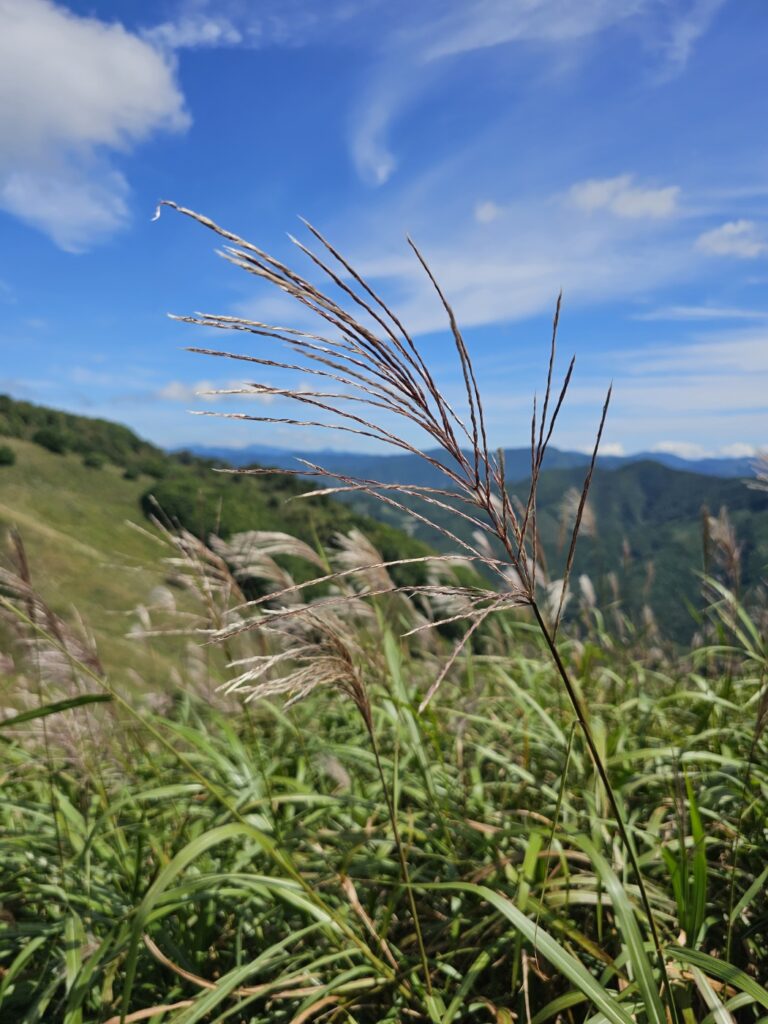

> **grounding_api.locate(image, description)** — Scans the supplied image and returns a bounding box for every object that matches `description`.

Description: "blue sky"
[0,0,766,458]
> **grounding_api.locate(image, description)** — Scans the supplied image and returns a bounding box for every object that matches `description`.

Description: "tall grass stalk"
[158,201,672,1003]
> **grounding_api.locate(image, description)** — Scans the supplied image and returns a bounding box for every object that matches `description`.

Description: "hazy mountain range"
[0,393,764,646]
[183,443,759,483]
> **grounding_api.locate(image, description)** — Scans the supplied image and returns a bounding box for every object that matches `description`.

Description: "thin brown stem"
[365,715,433,998]
[531,600,677,1022]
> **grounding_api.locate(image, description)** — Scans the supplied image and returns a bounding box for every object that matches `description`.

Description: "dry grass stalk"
[0,529,103,685]
[158,200,609,705]
[747,451,768,493]
[707,506,742,593]
[0,529,118,766]
[159,202,678,1000]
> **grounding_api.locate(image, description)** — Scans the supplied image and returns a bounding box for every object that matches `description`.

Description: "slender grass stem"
[366,718,434,998]
[531,599,678,1022]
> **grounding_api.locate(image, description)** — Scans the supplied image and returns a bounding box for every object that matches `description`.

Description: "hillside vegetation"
[0,438,187,678]
[0,394,167,477]
[1,508,766,1023]
[344,460,768,640]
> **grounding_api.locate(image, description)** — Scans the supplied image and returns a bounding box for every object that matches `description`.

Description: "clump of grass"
[2,540,767,1021]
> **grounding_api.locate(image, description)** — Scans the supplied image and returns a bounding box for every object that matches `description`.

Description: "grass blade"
[431,882,635,1024]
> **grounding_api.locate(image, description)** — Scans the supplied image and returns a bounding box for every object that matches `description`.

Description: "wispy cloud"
[695,219,768,259]
[474,200,504,224]
[349,79,405,185]
[464,320,768,454]
[653,0,726,76]
[651,440,756,459]
[339,176,693,335]
[143,14,244,50]
[142,0,369,53]
[347,1,721,187]
[156,379,276,403]
[157,380,212,402]
[0,0,188,251]
[634,305,768,322]
[417,0,645,62]
[569,175,680,219]
[618,326,768,376]
[567,325,768,453]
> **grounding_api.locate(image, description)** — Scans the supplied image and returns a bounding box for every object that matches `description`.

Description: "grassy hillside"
[0,438,189,680]
[0,393,166,474]
[0,405,435,679]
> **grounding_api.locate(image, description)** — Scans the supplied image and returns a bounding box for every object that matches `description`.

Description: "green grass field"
[0,439,193,683]
[1,502,766,1023]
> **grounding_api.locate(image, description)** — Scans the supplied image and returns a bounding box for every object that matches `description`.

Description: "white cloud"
[344,180,693,335]
[650,441,757,460]
[569,175,680,219]
[720,442,757,458]
[598,441,625,456]
[157,380,208,402]
[652,440,708,459]
[475,200,503,224]
[0,167,131,252]
[695,220,767,259]
[656,0,725,74]
[143,14,243,50]
[0,0,189,250]
[634,305,768,322]
[419,0,645,62]
[157,380,276,403]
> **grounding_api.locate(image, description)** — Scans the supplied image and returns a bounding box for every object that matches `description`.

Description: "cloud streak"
[156,380,276,403]
[347,0,722,187]
[634,305,768,322]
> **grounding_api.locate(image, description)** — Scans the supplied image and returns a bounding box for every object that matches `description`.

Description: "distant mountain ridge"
[334,458,768,642]
[182,442,758,483]
[1,393,764,645]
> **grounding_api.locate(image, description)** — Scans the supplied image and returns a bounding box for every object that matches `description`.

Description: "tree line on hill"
[0,394,168,477]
